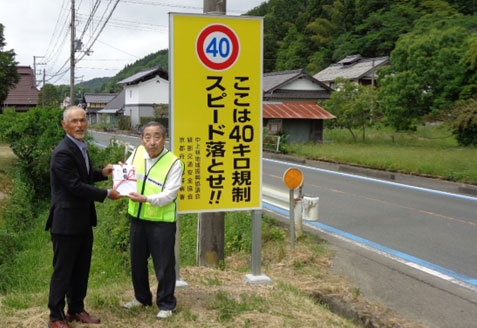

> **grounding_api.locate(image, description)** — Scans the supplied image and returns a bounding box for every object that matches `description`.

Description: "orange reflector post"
[283,167,303,190]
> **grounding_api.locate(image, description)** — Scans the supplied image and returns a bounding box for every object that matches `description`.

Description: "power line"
[77,0,102,41]
[76,0,121,64]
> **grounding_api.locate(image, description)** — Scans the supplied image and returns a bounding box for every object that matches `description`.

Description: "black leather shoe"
[66,310,100,324]
[48,320,71,328]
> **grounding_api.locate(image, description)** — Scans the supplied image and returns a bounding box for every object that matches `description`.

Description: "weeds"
[284,125,477,183]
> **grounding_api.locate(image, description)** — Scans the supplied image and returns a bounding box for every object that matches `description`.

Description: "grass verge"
[284,125,477,184]
[0,202,425,328]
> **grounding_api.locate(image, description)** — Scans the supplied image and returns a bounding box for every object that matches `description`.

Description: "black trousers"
[48,231,93,321]
[129,218,177,310]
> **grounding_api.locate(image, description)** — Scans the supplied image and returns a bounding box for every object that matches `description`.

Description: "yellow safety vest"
[127,145,180,222]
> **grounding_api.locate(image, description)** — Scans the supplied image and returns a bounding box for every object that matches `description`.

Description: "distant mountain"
[97,49,169,93]
[77,77,110,92]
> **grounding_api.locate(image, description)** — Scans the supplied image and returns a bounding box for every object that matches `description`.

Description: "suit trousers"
[129,218,177,310]
[48,230,93,321]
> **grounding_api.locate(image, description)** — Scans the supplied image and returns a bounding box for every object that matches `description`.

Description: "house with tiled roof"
[2,66,39,112]
[117,66,169,128]
[82,93,117,124]
[262,69,335,143]
[313,54,390,89]
[97,89,125,124]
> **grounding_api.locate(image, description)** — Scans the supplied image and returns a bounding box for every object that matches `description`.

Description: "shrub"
[0,107,64,198]
[0,231,19,292]
[451,99,477,146]
[1,168,35,233]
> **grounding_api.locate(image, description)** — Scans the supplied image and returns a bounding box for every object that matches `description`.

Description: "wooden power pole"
[197,0,227,267]
[70,0,75,106]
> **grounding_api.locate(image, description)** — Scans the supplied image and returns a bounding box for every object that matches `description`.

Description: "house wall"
[124,105,155,127]
[281,79,327,91]
[124,77,169,127]
[280,119,323,144]
[97,114,117,124]
[125,77,169,105]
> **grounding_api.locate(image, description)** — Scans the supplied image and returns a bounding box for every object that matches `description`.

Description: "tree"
[324,78,378,142]
[451,99,477,146]
[0,24,19,105]
[38,84,60,107]
[0,107,64,198]
[275,25,309,71]
[377,3,477,130]
[339,3,419,58]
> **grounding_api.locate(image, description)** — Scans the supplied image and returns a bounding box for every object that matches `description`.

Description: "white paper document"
[113,164,137,196]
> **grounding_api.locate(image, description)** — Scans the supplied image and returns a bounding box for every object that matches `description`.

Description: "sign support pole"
[283,167,304,250]
[289,189,296,250]
[197,0,226,269]
[244,209,272,284]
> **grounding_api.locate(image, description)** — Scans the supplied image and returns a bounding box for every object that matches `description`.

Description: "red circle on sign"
[196,24,240,71]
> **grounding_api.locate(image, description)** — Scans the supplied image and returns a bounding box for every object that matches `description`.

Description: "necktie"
[81,145,90,173]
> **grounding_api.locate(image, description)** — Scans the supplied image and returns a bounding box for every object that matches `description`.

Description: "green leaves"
[0,25,19,105]
[0,107,64,198]
[377,11,477,130]
[325,78,378,141]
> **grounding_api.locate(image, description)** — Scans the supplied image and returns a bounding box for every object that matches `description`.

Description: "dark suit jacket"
[46,136,108,235]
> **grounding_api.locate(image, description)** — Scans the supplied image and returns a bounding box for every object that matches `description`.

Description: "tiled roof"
[102,89,125,111]
[263,69,303,92]
[313,55,390,82]
[263,69,332,93]
[263,101,336,120]
[83,93,117,104]
[117,66,168,85]
[3,66,39,107]
[264,89,331,100]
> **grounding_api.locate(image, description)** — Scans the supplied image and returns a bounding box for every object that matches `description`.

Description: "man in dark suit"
[46,106,121,328]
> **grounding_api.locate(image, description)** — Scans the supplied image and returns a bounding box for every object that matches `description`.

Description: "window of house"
[267,119,282,134]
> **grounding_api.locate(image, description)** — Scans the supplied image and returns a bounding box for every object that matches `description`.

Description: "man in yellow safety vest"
[121,121,184,320]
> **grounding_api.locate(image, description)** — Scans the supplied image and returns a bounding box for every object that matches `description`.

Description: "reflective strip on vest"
[127,146,179,222]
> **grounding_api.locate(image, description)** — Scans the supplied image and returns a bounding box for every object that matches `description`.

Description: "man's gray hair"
[141,121,167,137]
[63,106,86,121]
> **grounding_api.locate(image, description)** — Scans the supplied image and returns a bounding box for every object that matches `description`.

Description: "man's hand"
[102,164,114,177]
[108,189,121,200]
[128,192,147,203]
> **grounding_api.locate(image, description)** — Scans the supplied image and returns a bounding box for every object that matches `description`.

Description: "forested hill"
[98,0,475,87]
[98,49,168,93]
[94,0,476,131]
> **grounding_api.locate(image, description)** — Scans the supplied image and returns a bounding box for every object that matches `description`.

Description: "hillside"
[77,77,110,92]
[76,0,477,134]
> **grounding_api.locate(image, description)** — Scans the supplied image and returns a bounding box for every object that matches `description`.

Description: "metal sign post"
[283,168,304,250]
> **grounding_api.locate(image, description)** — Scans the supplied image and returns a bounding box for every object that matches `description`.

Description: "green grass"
[209,291,269,323]
[0,129,468,327]
[284,124,477,183]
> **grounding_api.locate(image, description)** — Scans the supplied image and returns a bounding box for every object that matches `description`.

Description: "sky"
[0,0,266,86]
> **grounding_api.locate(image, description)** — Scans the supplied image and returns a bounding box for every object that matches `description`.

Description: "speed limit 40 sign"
[196,24,240,71]
[170,13,263,213]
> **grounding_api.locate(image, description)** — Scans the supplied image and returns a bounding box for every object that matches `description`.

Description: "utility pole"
[204,0,226,13]
[33,56,45,88]
[197,0,227,267]
[70,0,76,106]
[43,69,46,108]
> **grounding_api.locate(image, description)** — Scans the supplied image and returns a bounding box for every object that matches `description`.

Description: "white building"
[117,66,169,128]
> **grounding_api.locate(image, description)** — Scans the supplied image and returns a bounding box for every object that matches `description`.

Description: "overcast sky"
[0,0,265,86]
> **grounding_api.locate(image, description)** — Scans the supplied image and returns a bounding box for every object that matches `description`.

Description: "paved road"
[89,130,141,148]
[262,155,477,328]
